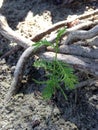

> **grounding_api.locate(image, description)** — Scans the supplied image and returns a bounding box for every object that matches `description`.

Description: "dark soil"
[0,0,98,130]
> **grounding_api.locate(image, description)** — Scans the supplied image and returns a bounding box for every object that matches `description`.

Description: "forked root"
[0,11,98,102]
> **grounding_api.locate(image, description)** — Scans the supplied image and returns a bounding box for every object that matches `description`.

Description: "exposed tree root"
[86,36,98,46]
[5,45,46,102]
[5,46,36,102]
[0,11,98,101]
[5,48,98,102]
[31,9,98,41]
[48,20,98,43]
[70,36,98,46]
[65,24,98,44]
[75,78,98,103]
[1,10,98,48]
[78,9,98,20]
[0,12,98,49]
[47,44,98,59]
[0,14,33,48]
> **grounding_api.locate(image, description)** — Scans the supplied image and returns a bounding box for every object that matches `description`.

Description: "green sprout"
[32,28,78,100]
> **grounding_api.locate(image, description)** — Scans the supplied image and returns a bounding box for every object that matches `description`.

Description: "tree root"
[69,36,98,46]
[86,36,98,46]
[5,45,46,102]
[5,46,36,102]
[47,44,98,59]
[0,11,98,101]
[0,14,33,48]
[48,20,98,43]
[31,9,98,41]
[0,12,98,48]
[65,24,98,44]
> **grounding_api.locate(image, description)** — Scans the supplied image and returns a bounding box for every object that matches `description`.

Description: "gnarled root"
[47,44,98,59]
[65,25,98,44]
[5,46,45,102]
[5,47,36,102]
[0,14,33,48]
[1,11,98,102]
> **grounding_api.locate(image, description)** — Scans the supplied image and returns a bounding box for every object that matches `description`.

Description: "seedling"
[32,28,78,100]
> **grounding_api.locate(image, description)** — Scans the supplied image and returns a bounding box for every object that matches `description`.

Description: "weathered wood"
[86,36,98,46]
[69,36,98,46]
[5,45,45,102]
[48,20,98,43]
[75,79,98,89]
[5,46,35,102]
[65,24,98,44]
[0,13,98,49]
[1,10,98,48]
[0,14,33,48]
[47,44,98,59]
[77,9,98,20]
[31,9,98,41]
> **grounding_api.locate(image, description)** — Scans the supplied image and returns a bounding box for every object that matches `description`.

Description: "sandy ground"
[0,0,98,130]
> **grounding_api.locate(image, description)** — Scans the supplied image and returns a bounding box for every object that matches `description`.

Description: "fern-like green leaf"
[42,76,58,99]
[56,61,78,89]
[32,39,51,50]
[32,28,78,100]
[56,28,66,41]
